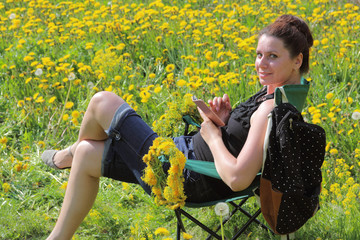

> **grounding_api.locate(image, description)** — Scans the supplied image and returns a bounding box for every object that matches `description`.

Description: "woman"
[42,14,313,239]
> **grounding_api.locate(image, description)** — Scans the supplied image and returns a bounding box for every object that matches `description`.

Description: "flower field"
[0,0,359,239]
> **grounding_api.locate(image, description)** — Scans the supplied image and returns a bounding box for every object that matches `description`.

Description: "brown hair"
[259,15,313,75]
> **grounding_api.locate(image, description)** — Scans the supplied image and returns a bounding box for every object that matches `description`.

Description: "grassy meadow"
[0,0,360,239]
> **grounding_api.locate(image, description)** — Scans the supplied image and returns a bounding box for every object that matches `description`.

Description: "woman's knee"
[88,91,126,128]
[73,140,104,178]
[90,91,125,112]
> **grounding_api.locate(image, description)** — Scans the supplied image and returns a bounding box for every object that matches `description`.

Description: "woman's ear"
[294,53,303,70]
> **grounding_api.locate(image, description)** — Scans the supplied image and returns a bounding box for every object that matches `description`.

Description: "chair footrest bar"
[177,208,222,240]
[231,208,262,240]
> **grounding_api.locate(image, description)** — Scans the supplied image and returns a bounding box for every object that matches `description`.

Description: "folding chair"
[174,164,269,240]
[174,78,310,239]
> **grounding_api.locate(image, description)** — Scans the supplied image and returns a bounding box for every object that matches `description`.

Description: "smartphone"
[192,95,225,127]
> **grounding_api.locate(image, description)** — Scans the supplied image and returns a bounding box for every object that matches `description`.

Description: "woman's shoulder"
[250,99,274,124]
[259,98,275,112]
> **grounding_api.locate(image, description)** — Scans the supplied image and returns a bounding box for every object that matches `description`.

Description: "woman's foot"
[42,146,73,169]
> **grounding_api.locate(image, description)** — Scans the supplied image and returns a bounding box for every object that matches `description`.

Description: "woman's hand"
[198,108,222,146]
[208,94,232,124]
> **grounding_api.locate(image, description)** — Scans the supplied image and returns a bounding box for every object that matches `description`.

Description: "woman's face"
[255,34,302,92]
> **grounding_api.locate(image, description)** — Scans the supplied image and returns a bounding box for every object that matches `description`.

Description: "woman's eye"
[270,54,278,58]
[256,53,262,58]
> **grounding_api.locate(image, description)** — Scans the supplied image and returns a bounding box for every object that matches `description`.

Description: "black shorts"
[101,103,157,195]
[101,103,234,202]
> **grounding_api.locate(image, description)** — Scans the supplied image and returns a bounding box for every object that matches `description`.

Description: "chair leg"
[175,201,274,240]
[229,202,274,234]
[231,208,262,240]
[281,232,295,240]
[176,208,222,240]
[175,209,185,240]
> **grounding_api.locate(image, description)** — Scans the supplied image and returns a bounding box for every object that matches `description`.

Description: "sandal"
[41,146,73,170]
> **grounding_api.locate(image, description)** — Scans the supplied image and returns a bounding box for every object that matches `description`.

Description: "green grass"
[1,0,360,239]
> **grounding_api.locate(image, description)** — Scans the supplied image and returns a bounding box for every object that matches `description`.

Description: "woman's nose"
[258,56,268,68]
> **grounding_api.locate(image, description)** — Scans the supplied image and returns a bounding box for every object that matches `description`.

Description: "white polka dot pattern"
[260,103,326,235]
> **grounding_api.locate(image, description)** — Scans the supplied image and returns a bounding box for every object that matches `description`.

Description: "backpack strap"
[262,78,310,172]
[262,112,273,172]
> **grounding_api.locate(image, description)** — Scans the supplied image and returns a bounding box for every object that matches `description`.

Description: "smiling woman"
[37,14,317,240]
[255,14,313,94]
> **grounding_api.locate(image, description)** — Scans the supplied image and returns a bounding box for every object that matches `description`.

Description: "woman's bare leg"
[52,91,125,169]
[47,140,104,240]
[46,92,126,239]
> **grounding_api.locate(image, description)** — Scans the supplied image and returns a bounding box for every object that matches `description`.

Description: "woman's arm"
[199,99,274,191]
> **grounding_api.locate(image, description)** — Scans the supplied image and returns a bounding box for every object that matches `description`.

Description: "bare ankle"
[53,147,73,169]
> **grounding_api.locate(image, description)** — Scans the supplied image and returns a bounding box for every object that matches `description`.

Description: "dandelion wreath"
[142,137,187,209]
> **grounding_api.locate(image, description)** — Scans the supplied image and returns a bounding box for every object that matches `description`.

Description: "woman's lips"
[259,72,272,78]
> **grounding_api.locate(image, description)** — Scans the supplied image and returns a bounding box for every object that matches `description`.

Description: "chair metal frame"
[175,197,272,240]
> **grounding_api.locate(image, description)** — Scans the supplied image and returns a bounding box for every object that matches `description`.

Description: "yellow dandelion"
[321,38,329,45]
[2,183,10,193]
[25,77,32,84]
[38,141,45,148]
[152,187,162,196]
[0,137,8,145]
[149,73,156,79]
[48,96,56,103]
[183,232,193,239]
[24,55,34,62]
[325,93,334,100]
[122,182,130,191]
[156,36,162,42]
[63,114,69,121]
[169,165,179,175]
[72,110,80,119]
[154,227,170,236]
[142,166,157,186]
[209,61,219,68]
[205,51,213,60]
[330,149,338,155]
[36,96,45,103]
[60,181,68,190]
[128,194,134,200]
[65,102,74,109]
[140,90,151,103]
[333,99,341,106]
[177,79,187,87]
[105,85,113,92]
[17,100,25,107]
[14,163,22,172]
[154,86,162,93]
[165,64,175,72]
[325,142,331,152]
[22,163,29,170]
[72,118,79,126]
[89,209,101,218]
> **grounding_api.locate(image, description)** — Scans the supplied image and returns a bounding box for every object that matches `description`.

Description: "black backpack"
[260,102,326,235]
